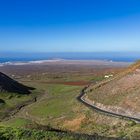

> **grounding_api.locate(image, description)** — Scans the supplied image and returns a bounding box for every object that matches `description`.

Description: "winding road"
[77,85,140,123]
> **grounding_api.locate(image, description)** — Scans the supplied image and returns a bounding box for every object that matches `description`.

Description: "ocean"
[0,52,140,63]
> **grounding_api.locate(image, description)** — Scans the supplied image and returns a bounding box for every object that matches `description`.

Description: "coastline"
[0,59,131,67]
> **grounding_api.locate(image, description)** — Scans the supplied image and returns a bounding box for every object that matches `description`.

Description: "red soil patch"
[45,81,90,86]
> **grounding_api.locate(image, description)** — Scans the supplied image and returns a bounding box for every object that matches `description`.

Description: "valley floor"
[0,60,139,139]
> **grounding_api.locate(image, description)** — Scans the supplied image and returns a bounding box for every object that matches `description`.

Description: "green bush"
[0,126,117,140]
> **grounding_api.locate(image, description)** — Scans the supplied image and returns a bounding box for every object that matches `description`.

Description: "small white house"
[104,74,113,78]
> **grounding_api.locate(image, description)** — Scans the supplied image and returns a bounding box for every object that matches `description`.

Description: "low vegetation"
[0,64,140,139]
[0,125,121,140]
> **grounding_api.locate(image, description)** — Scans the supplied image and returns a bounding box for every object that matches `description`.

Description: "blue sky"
[0,0,140,52]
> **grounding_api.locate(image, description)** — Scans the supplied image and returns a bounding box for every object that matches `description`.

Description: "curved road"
[77,85,140,123]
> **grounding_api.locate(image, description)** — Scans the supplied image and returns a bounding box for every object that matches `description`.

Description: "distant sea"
[0,52,140,63]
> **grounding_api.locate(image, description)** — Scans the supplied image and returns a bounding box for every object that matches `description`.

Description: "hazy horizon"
[1,52,140,62]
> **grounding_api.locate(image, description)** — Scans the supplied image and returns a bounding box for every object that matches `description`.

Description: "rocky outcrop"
[0,99,5,104]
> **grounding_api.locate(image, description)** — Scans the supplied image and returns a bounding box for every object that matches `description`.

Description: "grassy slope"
[0,91,37,120]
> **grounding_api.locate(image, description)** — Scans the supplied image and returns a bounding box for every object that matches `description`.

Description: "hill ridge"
[0,72,34,94]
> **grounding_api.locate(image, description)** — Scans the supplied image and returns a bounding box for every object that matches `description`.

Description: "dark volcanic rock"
[0,72,34,94]
[0,99,5,104]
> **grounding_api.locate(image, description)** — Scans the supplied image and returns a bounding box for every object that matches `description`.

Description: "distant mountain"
[0,72,34,94]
